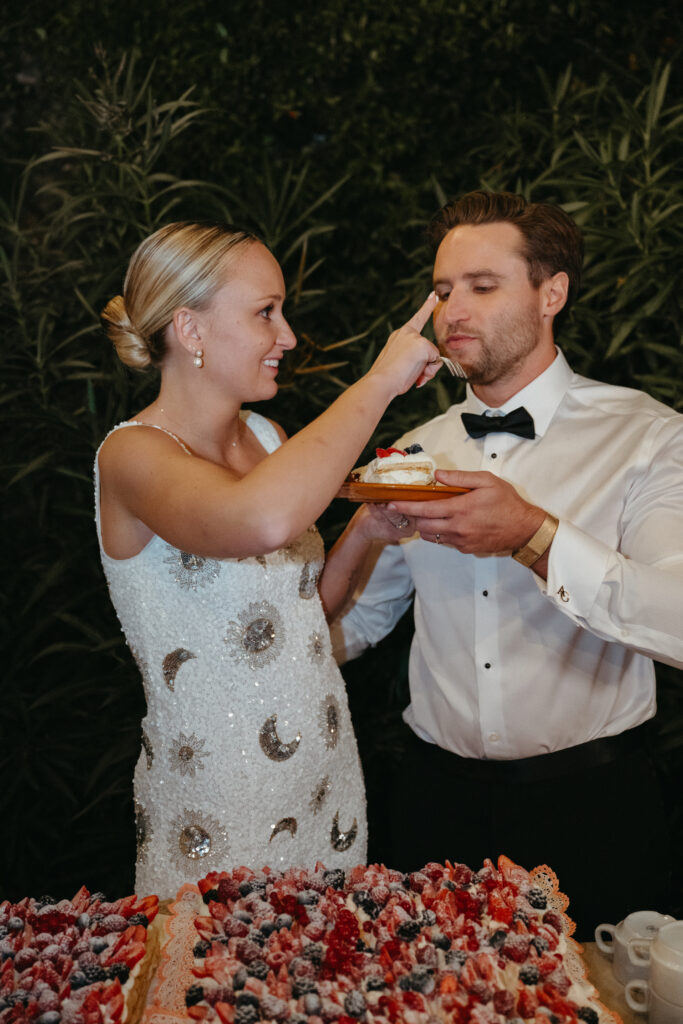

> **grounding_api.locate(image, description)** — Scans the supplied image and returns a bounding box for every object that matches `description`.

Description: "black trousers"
[383,722,673,941]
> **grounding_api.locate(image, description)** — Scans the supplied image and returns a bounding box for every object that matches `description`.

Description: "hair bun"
[101,294,151,369]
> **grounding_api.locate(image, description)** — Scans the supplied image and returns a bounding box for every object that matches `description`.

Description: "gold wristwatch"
[512,512,559,567]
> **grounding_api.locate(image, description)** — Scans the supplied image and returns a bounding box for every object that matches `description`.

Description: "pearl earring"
[193,348,204,369]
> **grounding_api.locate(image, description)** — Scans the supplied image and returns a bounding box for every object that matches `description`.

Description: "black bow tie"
[461,406,535,439]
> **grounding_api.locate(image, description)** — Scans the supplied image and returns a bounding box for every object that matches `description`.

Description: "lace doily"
[529,864,623,1024]
[142,885,200,1024]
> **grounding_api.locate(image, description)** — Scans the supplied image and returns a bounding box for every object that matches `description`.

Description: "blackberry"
[356,940,371,953]
[8,917,23,931]
[445,948,468,970]
[419,909,436,927]
[128,913,149,927]
[296,890,319,906]
[275,913,293,930]
[512,910,530,927]
[432,933,451,951]
[232,967,248,990]
[236,993,260,1008]
[488,929,507,950]
[238,881,254,897]
[193,940,211,959]
[69,972,89,990]
[259,920,277,937]
[403,443,424,454]
[76,914,91,931]
[248,929,265,947]
[0,926,7,939]
[185,985,204,1008]
[530,936,549,954]
[107,963,130,984]
[6,991,30,1007]
[35,895,57,908]
[322,868,345,890]
[442,880,456,892]
[365,976,386,992]
[577,1009,599,1024]
[202,888,219,905]
[302,942,323,964]
[235,911,253,924]
[247,959,269,980]
[344,990,366,1018]
[90,937,108,954]
[396,919,420,940]
[519,966,540,986]
[351,890,379,919]
[292,977,317,998]
[81,964,107,983]
[526,887,547,910]
[234,1007,259,1024]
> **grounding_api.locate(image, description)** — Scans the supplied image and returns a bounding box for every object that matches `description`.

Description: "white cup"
[628,920,683,1006]
[625,980,683,1024]
[594,911,675,985]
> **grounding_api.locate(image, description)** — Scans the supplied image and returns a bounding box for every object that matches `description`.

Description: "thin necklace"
[155,407,242,447]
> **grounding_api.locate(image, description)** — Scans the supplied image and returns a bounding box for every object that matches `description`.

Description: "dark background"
[2,0,682,906]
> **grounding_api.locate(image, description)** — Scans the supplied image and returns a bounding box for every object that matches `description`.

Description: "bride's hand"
[356,502,417,543]
[366,292,442,397]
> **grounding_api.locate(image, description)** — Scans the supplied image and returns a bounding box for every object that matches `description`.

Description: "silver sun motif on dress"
[164,547,221,590]
[224,600,285,670]
[319,694,341,749]
[169,731,211,777]
[95,411,367,895]
[270,817,298,842]
[259,714,301,762]
[169,808,229,870]
[330,810,358,852]
[162,648,196,691]
[310,775,331,815]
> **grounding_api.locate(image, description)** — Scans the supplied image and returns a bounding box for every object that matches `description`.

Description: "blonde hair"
[101,222,257,369]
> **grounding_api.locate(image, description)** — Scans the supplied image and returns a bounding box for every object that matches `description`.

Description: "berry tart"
[0,889,159,1024]
[179,857,619,1024]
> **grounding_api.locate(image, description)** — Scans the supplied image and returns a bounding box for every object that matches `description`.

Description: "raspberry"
[542,911,564,934]
[493,989,515,1015]
[453,864,474,887]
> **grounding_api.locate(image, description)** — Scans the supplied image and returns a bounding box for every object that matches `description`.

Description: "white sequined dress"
[94,411,367,897]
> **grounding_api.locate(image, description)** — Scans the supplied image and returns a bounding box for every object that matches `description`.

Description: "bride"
[96,221,440,895]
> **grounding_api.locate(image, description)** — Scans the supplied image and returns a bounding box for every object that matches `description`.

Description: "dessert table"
[582,943,641,1023]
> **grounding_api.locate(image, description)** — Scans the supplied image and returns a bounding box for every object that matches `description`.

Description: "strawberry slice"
[375,447,405,458]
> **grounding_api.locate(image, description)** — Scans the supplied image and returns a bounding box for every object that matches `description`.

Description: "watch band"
[512,512,559,567]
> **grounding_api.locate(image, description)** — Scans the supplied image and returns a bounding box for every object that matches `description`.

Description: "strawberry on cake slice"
[360,445,436,485]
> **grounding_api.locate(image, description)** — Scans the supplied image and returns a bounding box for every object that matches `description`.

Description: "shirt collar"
[463,347,574,438]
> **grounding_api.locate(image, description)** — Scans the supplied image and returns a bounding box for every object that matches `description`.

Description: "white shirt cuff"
[541,519,612,618]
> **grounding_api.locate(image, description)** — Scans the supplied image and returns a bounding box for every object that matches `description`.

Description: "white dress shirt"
[333,350,683,760]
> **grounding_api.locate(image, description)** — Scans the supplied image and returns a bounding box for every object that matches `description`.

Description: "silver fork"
[440,355,467,379]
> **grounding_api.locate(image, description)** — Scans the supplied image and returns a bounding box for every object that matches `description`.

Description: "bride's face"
[197,242,297,401]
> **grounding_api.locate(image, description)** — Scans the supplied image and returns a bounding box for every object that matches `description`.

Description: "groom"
[333,190,683,938]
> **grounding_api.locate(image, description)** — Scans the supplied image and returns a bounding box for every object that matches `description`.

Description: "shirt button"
[482,590,488,597]
[489,732,499,742]
[490,452,498,459]
[484,662,491,669]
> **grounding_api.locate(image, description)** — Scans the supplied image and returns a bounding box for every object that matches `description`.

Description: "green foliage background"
[1,0,682,902]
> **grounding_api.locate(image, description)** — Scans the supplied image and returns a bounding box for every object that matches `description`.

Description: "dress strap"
[240,410,282,454]
[103,420,193,455]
